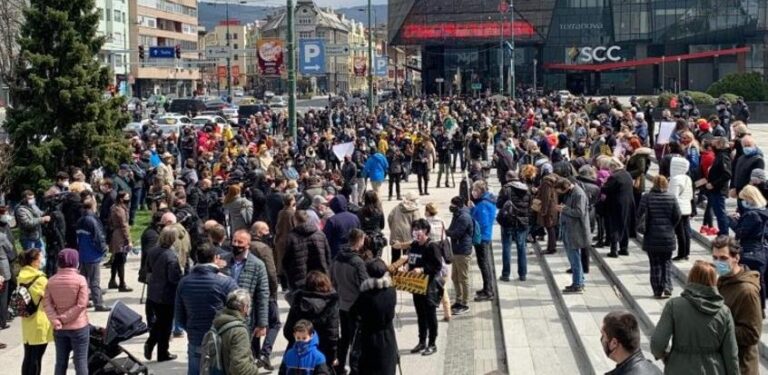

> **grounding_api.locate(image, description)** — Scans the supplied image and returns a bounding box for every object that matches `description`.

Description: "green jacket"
[651,283,740,375]
[211,308,260,375]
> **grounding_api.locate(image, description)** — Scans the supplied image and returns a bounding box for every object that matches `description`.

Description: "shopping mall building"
[388,0,767,95]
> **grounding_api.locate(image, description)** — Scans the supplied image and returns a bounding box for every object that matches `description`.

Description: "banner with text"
[257,38,284,77]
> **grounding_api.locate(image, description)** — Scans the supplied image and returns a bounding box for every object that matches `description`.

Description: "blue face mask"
[740,200,755,209]
[744,146,758,156]
[714,260,731,277]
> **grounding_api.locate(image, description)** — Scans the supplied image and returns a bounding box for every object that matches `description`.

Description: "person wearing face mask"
[713,236,763,375]
[651,260,739,375]
[249,222,280,370]
[219,229,269,362]
[446,197,473,316]
[704,137,733,236]
[728,186,768,309]
[731,135,765,208]
[404,219,443,356]
[600,311,660,375]
[16,190,51,256]
[45,172,70,197]
[637,176,681,298]
[76,198,111,312]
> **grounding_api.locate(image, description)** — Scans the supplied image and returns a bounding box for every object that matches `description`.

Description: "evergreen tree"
[4,0,129,196]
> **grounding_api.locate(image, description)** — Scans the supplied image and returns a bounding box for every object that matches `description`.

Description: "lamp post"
[206,0,246,99]
[367,0,374,111]
[287,0,297,140]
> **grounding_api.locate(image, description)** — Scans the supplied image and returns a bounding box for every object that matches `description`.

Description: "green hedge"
[717,93,740,104]
[657,92,676,107]
[682,91,715,106]
[707,72,768,101]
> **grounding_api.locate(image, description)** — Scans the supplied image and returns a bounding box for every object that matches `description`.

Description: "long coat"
[536,174,560,228]
[274,206,296,277]
[718,269,763,375]
[350,277,398,375]
[602,169,635,240]
[109,203,131,253]
[559,184,591,250]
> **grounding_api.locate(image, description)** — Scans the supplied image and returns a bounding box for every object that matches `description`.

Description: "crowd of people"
[0,90,764,375]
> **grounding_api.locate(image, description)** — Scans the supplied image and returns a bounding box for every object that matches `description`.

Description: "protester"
[669,159,693,261]
[651,260,739,375]
[705,137,733,235]
[108,190,133,292]
[602,158,634,257]
[388,192,422,262]
[279,320,331,374]
[446,196,473,315]
[211,289,262,375]
[144,226,182,362]
[713,236,762,375]
[729,185,768,311]
[324,195,361,258]
[556,178,590,294]
[358,190,386,257]
[601,311,661,375]
[405,219,443,356]
[43,249,89,375]
[638,176,681,298]
[18,249,52,375]
[283,210,332,291]
[76,197,111,312]
[471,180,497,301]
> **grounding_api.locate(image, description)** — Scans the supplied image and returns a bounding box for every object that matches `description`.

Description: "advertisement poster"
[217,66,227,78]
[354,56,367,77]
[257,38,284,77]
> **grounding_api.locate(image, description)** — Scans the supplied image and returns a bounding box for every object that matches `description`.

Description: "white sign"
[657,121,676,145]
[578,46,621,63]
[332,142,355,161]
[206,46,231,59]
[435,78,445,83]
[326,44,350,56]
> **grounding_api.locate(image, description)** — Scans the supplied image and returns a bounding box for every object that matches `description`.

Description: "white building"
[95,0,131,96]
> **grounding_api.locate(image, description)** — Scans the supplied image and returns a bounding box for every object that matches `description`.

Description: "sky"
[210,0,388,8]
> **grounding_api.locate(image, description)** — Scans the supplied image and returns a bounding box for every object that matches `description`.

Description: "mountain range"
[197,2,388,31]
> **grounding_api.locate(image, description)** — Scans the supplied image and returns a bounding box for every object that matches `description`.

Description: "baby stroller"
[89,301,150,375]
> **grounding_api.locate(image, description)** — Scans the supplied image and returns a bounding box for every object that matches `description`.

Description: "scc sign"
[578,45,622,63]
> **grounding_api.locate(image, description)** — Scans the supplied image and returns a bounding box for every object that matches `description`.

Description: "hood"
[329,195,348,214]
[18,265,45,284]
[293,333,321,358]
[297,290,338,315]
[506,180,529,191]
[681,283,724,316]
[576,175,596,184]
[212,307,246,329]
[479,191,497,204]
[294,222,319,235]
[718,268,761,290]
[334,248,361,263]
[360,276,392,292]
[632,147,653,156]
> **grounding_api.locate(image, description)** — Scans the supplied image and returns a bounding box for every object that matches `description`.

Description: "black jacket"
[602,170,635,238]
[283,223,332,290]
[139,225,160,284]
[283,289,340,365]
[446,207,473,256]
[707,149,732,195]
[732,153,765,192]
[330,249,368,311]
[605,350,661,375]
[264,191,284,231]
[350,278,398,375]
[496,181,531,228]
[495,147,517,185]
[637,190,681,253]
[146,246,183,305]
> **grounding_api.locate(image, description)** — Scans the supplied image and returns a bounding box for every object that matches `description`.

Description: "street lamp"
[358,4,375,111]
[206,0,246,99]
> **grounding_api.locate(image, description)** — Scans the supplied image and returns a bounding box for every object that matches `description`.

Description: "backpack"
[472,219,483,246]
[9,275,42,318]
[437,238,453,264]
[199,320,248,375]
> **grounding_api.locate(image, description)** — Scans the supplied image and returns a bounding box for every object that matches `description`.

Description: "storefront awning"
[544,46,750,72]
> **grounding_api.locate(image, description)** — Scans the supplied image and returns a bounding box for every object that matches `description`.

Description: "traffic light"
[138,45,144,60]
[175,45,181,59]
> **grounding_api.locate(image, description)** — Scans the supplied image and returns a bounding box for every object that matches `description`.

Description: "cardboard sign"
[332,142,354,161]
[657,121,676,145]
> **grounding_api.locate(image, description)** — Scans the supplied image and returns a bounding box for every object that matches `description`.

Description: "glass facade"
[390,0,768,94]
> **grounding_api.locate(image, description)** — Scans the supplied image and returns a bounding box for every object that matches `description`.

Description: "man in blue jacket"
[323,195,361,258]
[175,244,238,375]
[76,198,111,312]
[446,196,474,315]
[471,180,497,302]
[363,149,388,195]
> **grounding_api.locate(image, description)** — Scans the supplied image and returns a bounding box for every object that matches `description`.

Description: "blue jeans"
[501,227,528,279]
[566,248,584,287]
[708,191,730,235]
[188,344,201,375]
[54,326,89,375]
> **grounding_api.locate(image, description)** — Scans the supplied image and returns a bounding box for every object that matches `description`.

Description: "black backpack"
[496,186,530,228]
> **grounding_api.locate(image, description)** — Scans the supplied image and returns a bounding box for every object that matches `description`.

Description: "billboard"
[354,56,367,77]
[257,38,285,77]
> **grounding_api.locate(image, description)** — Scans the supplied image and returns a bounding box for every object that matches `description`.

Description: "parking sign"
[299,39,325,75]
[375,55,388,77]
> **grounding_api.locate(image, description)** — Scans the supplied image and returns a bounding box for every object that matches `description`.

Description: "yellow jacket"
[17,266,53,345]
[378,138,389,154]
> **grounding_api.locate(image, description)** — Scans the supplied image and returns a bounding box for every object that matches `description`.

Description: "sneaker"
[452,304,470,315]
[422,346,437,356]
[606,252,619,258]
[519,276,527,281]
[706,227,720,236]
[118,286,133,293]
[566,268,573,274]
[410,342,426,354]
[257,354,273,371]
[672,256,689,262]
[663,289,672,298]
[562,285,584,294]
[450,303,460,310]
[94,305,111,312]
[474,293,494,302]
[499,276,511,282]
[699,225,711,234]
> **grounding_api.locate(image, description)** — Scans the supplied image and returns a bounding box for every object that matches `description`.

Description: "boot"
[108,279,119,289]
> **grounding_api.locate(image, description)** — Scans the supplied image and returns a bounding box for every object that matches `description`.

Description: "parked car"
[126,97,143,111]
[205,99,230,110]
[168,98,207,115]
[192,115,228,129]
[269,96,286,108]
[237,104,271,127]
[157,115,192,125]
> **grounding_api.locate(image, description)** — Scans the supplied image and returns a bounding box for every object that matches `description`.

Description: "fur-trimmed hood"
[360,276,392,292]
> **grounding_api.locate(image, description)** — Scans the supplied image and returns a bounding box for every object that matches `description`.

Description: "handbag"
[531,198,542,213]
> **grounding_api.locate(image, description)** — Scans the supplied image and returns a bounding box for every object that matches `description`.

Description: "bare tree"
[0,0,24,97]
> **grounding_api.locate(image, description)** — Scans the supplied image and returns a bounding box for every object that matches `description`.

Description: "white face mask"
[27,198,36,206]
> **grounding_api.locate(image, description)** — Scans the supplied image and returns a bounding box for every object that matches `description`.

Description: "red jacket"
[700,150,715,179]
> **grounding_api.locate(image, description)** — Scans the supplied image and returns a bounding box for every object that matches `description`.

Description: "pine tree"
[4,0,129,196]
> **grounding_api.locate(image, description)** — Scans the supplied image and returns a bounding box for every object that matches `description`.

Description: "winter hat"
[699,121,711,132]
[751,169,766,183]
[57,248,79,269]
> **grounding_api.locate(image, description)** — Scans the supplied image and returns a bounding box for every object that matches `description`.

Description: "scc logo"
[568,46,622,63]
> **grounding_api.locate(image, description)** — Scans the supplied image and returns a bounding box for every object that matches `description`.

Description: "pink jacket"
[44,268,89,331]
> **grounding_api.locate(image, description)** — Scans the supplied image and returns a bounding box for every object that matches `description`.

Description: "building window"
[234,54,239,61]
[317,31,325,38]
[233,33,238,39]
[113,9,121,22]
[106,8,111,21]
[299,31,312,39]
[233,43,238,50]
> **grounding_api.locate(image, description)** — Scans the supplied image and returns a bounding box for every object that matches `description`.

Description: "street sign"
[206,46,231,59]
[299,39,326,75]
[375,55,388,77]
[435,78,445,83]
[326,44,350,56]
[471,83,482,90]
[149,47,175,59]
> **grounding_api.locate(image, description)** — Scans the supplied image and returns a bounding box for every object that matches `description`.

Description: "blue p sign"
[300,39,326,75]
[375,55,388,77]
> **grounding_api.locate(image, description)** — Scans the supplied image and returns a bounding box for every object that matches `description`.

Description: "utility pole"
[367,0,373,112]
[499,11,504,96]
[287,0,297,140]
[225,1,232,99]
[509,0,515,99]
